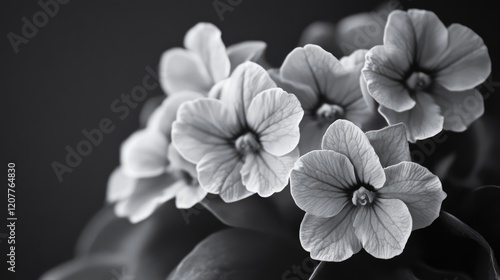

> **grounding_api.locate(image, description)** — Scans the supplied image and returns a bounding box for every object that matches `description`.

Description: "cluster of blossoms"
[107,9,491,262]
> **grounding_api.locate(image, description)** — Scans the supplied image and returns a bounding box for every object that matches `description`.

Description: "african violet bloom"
[291,120,446,261]
[160,22,267,96]
[172,61,304,202]
[269,44,371,154]
[362,9,491,142]
[107,92,207,223]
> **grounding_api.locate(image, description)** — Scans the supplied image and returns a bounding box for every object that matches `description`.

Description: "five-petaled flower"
[107,92,207,223]
[172,61,304,202]
[362,9,491,142]
[160,22,267,96]
[291,120,446,261]
[269,44,371,154]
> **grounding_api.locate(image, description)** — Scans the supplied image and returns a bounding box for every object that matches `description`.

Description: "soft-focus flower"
[362,9,491,142]
[172,62,304,202]
[269,44,371,154]
[107,92,207,223]
[160,22,267,96]
[291,120,446,261]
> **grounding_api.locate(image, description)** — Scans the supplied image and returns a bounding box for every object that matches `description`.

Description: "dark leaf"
[168,228,305,280]
[201,194,291,237]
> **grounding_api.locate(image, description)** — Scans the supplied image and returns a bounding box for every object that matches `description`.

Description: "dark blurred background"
[2,0,499,279]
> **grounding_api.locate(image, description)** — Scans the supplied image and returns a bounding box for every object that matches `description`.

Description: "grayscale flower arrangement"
[42,7,499,280]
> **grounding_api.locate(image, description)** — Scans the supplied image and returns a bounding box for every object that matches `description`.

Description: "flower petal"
[106,168,135,203]
[219,62,276,126]
[197,149,252,203]
[353,198,412,259]
[172,98,240,163]
[407,9,448,69]
[184,22,230,83]
[226,41,267,72]
[159,48,212,95]
[120,129,168,178]
[115,173,180,223]
[281,44,362,107]
[365,123,411,167]
[247,89,303,156]
[322,120,386,189]
[268,68,319,112]
[147,91,204,137]
[241,148,299,197]
[432,86,484,132]
[281,45,341,98]
[363,45,415,112]
[383,10,415,64]
[300,208,362,262]
[290,150,357,218]
[175,184,207,209]
[379,92,444,142]
[434,24,491,91]
[379,162,446,230]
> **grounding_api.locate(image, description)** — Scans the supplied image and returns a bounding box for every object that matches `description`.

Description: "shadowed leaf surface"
[168,228,305,280]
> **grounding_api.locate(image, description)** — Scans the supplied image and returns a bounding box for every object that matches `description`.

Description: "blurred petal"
[247,89,303,156]
[322,120,386,189]
[184,22,230,82]
[339,49,368,70]
[384,10,415,63]
[207,79,226,99]
[172,98,239,163]
[365,123,411,167]
[337,13,384,54]
[363,46,415,112]
[268,68,319,112]
[344,98,371,128]
[106,168,135,203]
[139,95,165,128]
[297,115,329,155]
[433,86,484,132]
[167,144,197,179]
[227,41,267,72]
[121,129,168,178]
[147,91,204,137]
[115,173,180,223]
[219,62,276,125]
[175,184,207,209]
[379,162,446,230]
[159,48,212,95]
[353,198,412,259]
[241,148,299,197]
[290,150,356,217]
[197,149,252,203]
[300,208,362,262]
[298,21,341,56]
[407,9,448,68]
[434,24,491,91]
[379,92,444,142]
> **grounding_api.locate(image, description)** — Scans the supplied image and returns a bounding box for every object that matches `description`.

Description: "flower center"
[406,71,431,93]
[235,132,260,154]
[352,186,375,206]
[316,103,345,122]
